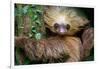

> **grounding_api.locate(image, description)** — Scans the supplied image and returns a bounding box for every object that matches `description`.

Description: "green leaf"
[31,26,37,33]
[28,9,33,17]
[23,6,29,14]
[32,29,37,33]
[32,15,38,21]
[35,33,42,40]
[28,33,33,37]
[35,20,41,26]
[36,9,42,13]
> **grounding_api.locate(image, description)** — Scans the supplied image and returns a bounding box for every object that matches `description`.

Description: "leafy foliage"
[15,4,45,65]
[15,4,44,40]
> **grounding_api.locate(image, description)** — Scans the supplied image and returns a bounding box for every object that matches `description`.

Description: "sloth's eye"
[66,24,70,30]
[54,23,59,29]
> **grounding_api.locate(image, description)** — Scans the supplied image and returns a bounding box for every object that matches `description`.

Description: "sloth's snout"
[54,23,70,35]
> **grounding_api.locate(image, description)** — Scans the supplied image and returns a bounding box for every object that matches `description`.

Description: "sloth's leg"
[63,37,83,62]
[81,28,94,59]
[15,36,37,64]
[15,36,29,48]
[15,36,28,64]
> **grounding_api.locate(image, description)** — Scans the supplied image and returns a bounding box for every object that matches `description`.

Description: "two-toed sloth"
[15,6,94,64]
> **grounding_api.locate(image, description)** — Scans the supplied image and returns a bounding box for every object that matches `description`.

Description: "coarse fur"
[15,36,82,63]
[15,6,94,64]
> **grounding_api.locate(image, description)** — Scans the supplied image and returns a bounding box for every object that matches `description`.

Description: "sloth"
[15,6,94,64]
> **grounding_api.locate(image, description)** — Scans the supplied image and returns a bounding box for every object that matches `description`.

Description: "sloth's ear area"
[81,17,90,25]
[83,17,90,24]
[77,17,90,29]
[78,17,90,27]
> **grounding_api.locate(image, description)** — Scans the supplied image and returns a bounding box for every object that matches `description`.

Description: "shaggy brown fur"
[15,28,93,63]
[15,36,82,63]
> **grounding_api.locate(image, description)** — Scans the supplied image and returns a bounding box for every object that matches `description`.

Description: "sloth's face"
[54,23,70,35]
[44,6,89,35]
[53,15,70,35]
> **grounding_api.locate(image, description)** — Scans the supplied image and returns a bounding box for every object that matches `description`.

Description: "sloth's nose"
[58,24,71,35]
[59,27,66,33]
[58,25,67,35]
[54,23,70,35]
